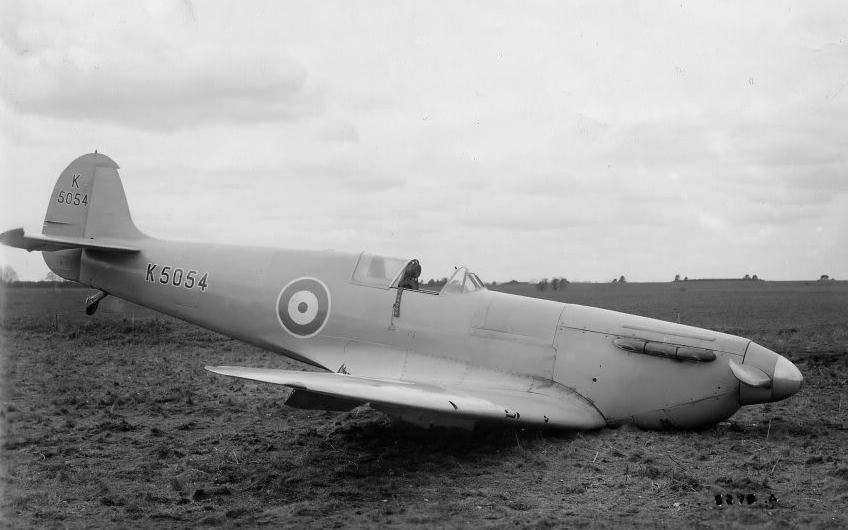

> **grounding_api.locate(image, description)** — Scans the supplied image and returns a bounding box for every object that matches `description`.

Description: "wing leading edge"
[205,366,606,430]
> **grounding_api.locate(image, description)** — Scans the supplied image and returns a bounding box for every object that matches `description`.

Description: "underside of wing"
[205,366,606,430]
[0,228,140,253]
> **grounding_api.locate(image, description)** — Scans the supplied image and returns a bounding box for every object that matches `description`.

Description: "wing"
[205,366,606,430]
[0,228,140,253]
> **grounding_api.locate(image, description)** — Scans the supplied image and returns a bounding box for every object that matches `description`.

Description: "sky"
[1,1,846,282]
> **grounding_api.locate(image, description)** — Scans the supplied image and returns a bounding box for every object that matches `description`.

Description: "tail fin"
[0,152,145,282]
[43,152,143,240]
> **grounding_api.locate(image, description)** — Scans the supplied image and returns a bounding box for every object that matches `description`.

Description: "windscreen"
[351,252,411,288]
[441,267,486,294]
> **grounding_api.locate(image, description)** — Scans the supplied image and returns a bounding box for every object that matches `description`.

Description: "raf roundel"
[276,277,331,338]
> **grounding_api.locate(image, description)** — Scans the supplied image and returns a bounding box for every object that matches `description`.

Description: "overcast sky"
[1,1,846,282]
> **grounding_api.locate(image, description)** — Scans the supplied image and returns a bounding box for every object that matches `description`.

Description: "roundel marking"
[276,277,331,338]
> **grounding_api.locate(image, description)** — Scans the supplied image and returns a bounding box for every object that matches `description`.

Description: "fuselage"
[46,235,801,429]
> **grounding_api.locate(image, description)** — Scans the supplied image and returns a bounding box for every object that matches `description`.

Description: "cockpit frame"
[350,253,486,296]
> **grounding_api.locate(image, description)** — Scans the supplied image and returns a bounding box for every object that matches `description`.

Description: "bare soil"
[1,281,847,529]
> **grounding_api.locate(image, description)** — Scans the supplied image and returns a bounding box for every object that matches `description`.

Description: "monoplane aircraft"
[1,153,803,430]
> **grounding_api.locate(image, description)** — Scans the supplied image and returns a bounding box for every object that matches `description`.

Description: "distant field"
[1,283,847,529]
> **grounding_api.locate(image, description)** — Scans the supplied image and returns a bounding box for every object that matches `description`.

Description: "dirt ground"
[1,281,847,529]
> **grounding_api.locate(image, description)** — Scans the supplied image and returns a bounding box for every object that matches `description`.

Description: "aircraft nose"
[771,355,803,401]
[734,342,804,405]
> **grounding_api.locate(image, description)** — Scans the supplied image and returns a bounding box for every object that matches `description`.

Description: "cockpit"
[350,253,486,295]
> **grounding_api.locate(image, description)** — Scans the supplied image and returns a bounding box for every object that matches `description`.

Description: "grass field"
[1,282,847,529]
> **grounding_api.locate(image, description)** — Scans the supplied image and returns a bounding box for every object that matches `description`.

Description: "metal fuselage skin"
[46,235,798,430]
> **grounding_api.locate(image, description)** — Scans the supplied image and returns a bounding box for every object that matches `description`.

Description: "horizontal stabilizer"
[205,366,606,429]
[0,228,140,253]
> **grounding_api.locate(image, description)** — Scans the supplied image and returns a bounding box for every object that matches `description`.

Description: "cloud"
[1,2,846,283]
[283,165,402,192]
[0,1,324,130]
[314,120,360,143]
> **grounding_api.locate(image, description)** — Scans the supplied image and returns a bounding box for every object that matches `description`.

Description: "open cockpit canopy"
[351,253,485,294]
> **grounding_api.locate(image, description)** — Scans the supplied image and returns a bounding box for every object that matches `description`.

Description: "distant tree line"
[0,265,19,284]
[536,277,570,291]
[3,282,83,289]
[0,267,81,288]
[674,273,764,282]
